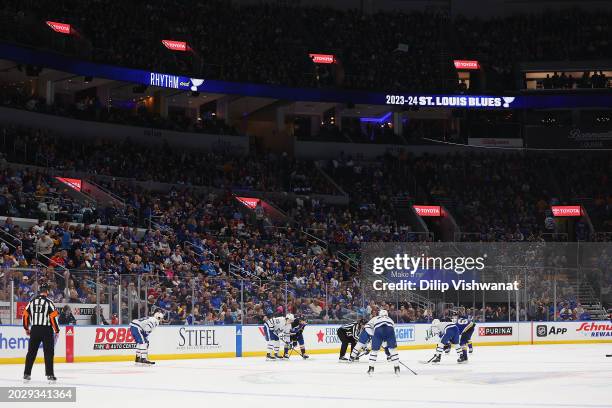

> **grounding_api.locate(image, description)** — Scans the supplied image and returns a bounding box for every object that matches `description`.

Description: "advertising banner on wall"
[525,126,612,149]
[413,205,442,217]
[46,21,71,34]
[3,44,612,109]
[57,304,111,325]
[243,323,444,355]
[55,177,82,192]
[454,60,480,70]
[13,302,108,325]
[534,321,612,344]
[2,321,611,364]
[468,138,524,147]
[161,40,188,52]
[551,206,582,217]
[0,325,67,362]
[241,324,345,356]
[309,53,335,64]
[70,325,236,361]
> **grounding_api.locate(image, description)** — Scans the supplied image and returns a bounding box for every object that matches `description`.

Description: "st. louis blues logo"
[502,97,515,108]
[189,78,204,91]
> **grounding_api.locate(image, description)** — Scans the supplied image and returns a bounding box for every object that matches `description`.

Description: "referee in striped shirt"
[337,319,364,361]
[23,283,59,383]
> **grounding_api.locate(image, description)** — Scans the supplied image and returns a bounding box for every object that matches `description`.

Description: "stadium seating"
[1,117,609,324]
[0,1,610,322]
[1,3,610,92]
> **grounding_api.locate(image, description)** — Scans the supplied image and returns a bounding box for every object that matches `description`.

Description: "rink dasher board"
[1,321,611,364]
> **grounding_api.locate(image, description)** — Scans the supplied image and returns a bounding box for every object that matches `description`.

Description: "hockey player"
[442,316,475,355]
[283,315,309,359]
[426,317,474,364]
[348,319,391,362]
[337,319,364,361]
[350,310,400,376]
[264,314,294,360]
[459,316,476,357]
[129,311,163,365]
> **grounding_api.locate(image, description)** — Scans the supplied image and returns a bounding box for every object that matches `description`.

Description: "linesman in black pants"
[23,283,60,383]
[337,319,364,361]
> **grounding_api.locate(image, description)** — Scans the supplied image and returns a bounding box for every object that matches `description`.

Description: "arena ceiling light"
[453,60,480,70]
[360,112,392,123]
[309,53,335,64]
[46,21,71,35]
[162,40,188,52]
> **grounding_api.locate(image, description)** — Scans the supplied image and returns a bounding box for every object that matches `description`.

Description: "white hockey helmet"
[154,311,164,321]
[431,318,443,334]
[378,309,388,317]
[286,313,295,321]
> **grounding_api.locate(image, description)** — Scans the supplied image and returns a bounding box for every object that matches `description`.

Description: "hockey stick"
[419,355,438,364]
[279,337,302,359]
[399,361,418,375]
[344,348,369,362]
[288,345,304,358]
[352,346,395,361]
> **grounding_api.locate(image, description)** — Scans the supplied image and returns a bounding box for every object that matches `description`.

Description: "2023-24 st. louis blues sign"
[2,43,612,110]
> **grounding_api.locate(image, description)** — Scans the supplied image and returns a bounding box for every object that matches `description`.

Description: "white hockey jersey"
[265,316,290,335]
[130,316,159,335]
[364,315,395,335]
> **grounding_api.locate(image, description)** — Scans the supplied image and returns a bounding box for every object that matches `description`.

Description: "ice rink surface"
[1,344,611,408]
